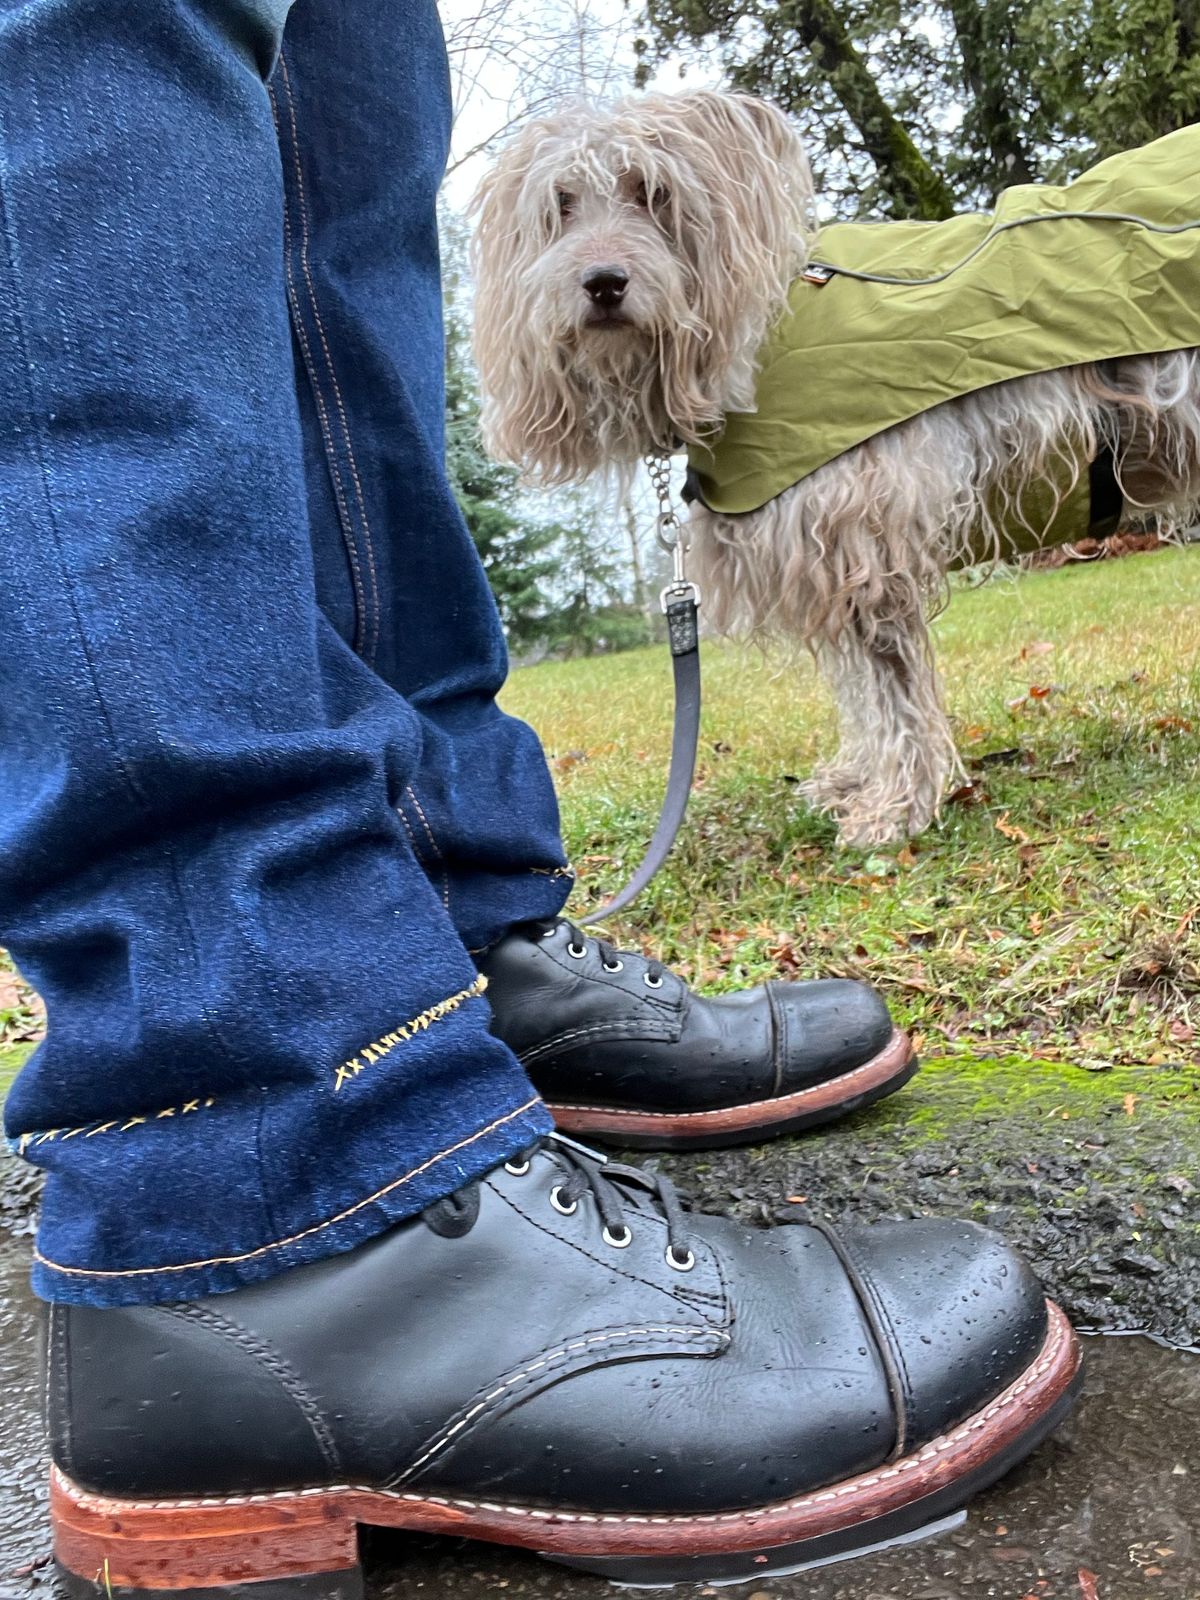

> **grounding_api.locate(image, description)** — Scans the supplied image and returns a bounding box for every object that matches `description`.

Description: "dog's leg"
[803,598,960,846]
[693,426,970,847]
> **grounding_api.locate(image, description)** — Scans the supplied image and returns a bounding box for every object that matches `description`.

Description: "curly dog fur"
[472,90,1200,844]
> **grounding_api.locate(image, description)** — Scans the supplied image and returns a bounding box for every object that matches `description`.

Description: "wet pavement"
[2,1233,1196,1600]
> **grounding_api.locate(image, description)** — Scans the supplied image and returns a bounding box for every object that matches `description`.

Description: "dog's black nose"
[582,266,629,308]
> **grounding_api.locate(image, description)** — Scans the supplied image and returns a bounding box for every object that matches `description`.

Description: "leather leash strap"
[579,455,701,926]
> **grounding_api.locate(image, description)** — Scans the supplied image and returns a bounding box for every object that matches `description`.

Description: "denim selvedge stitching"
[394,791,450,911]
[404,783,451,909]
[333,975,488,1091]
[274,52,382,664]
[268,75,371,658]
[33,1095,543,1283]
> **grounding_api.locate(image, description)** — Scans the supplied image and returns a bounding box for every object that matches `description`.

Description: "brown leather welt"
[52,1303,1079,1587]
[546,1028,914,1137]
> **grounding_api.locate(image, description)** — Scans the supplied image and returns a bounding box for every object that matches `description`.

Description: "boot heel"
[51,1468,364,1599]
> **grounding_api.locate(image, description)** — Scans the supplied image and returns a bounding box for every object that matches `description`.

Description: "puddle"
[1,1235,1196,1599]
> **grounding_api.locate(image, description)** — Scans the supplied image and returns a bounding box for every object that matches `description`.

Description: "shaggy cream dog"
[471,90,1200,845]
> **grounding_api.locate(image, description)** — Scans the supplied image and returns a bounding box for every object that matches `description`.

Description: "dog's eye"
[556,189,576,220]
[634,181,670,212]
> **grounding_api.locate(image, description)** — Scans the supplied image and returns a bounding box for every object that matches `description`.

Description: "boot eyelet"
[644,973,663,989]
[566,941,587,959]
[504,1158,531,1177]
[550,1186,579,1216]
[603,1224,633,1248]
[666,1245,696,1272]
[602,959,624,973]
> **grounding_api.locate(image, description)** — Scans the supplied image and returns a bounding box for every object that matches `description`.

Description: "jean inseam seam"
[272,58,460,899]
[33,1094,544,1282]
[403,784,451,910]
[275,52,382,665]
[269,76,370,658]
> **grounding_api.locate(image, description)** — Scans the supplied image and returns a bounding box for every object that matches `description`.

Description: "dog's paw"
[798,767,921,846]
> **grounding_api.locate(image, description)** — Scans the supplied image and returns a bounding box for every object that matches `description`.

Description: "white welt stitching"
[55,1309,1069,1529]
[520,1020,676,1066]
[399,1324,720,1482]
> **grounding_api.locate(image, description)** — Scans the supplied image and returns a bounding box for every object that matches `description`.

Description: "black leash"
[579,453,701,926]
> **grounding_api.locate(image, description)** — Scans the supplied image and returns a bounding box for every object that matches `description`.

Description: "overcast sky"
[438,0,715,205]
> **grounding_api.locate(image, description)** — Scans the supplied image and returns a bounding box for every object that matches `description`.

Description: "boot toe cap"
[774,977,897,1091]
[834,1217,1050,1453]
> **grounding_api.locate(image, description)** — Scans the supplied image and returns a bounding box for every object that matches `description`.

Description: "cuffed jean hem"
[29,1091,553,1308]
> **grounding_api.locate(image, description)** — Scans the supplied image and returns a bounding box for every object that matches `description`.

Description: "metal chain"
[645,450,700,611]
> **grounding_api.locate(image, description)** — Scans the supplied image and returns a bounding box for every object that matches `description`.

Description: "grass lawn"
[504,544,1200,1071]
[3,545,1198,1100]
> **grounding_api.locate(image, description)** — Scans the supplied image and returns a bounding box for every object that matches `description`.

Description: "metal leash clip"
[647,449,701,616]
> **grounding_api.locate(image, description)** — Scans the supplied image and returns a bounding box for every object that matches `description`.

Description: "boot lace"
[425,1133,695,1269]
[528,918,666,985]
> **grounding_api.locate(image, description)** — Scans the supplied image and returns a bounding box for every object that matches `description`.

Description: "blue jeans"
[0,0,571,1306]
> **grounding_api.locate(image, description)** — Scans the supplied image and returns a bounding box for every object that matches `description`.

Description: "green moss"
[865,1051,1199,1147]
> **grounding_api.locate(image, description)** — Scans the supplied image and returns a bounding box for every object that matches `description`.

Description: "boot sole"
[52,1300,1080,1596]
[545,1026,918,1149]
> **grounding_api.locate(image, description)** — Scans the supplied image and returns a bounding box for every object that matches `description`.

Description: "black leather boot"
[49,1136,1081,1596]
[479,918,917,1147]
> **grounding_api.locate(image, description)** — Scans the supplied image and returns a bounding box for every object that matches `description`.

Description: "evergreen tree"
[442,211,559,652]
[636,0,1200,218]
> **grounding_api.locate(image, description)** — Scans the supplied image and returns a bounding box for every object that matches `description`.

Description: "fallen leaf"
[1078,1570,1100,1600]
[8,1555,52,1579]
[1123,1093,1137,1117]
[1169,1018,1195,1044]
[0,973,22,1010]
[996,812,1031,843]
[1028,683,1054,699]
[947,780,987,806]
[552,750,589,773]
[1021,640,1056,659]
[973,745,1025,768]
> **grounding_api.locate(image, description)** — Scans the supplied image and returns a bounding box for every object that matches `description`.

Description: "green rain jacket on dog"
[686,126,1200,544]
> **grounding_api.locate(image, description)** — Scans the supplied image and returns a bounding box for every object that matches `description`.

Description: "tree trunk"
[770,0,957,219]
[945,0,1037,195]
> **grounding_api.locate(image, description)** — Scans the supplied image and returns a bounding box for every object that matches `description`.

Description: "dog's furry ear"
[469,110,577,476]
[650,90,813,415]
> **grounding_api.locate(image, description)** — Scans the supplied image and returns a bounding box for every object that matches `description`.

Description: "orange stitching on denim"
[394,802,425,861]
[33,1096,542,1281]
[15,1097,217,1157]
[276,53,381,664]
[404,785,450,910]
[268,77,369,654]
[334,975,488,1092]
